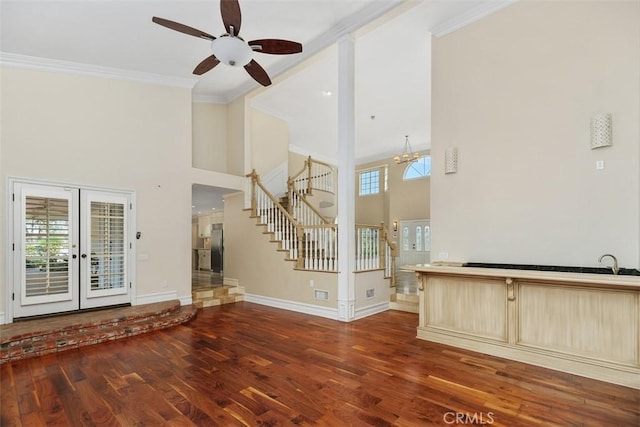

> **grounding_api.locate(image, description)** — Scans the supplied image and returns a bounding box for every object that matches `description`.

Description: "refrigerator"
[210,224,223,274]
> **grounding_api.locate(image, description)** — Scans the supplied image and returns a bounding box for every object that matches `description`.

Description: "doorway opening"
[396,219,430,295]
[191,184,235,295]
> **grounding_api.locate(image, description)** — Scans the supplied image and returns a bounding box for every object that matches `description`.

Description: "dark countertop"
[464,262,640,276]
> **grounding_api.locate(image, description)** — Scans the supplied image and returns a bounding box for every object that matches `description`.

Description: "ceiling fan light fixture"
[211,35,253,67]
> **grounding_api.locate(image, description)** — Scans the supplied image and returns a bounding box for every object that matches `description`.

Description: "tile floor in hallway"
[192,270,224,293]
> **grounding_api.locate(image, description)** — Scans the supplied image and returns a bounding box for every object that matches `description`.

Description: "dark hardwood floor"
[1,302,638,426]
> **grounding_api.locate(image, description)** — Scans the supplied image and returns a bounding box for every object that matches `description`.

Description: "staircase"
[192,285,245,308]
[0,300,196,364]
[247,161,396,280]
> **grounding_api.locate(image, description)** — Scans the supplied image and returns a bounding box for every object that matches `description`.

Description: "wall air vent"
[314,290,329,301]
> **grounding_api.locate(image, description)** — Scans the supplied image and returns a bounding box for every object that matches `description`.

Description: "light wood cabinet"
[412,266,640,389]
[197,211,224,237]
[198,215,211,237]
[197,249,211,271]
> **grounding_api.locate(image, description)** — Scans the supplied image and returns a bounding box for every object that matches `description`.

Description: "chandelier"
[393,135,420,164]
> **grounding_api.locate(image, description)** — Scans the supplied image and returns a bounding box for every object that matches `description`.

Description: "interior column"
[336,35,356,321]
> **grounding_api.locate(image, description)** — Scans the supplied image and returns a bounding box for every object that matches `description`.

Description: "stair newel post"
[379,222,385,271]
[247,170,258,217]
[390,242,397,287]
[306,155,313,196]
[296,224,305,269]
[287,176,294,215]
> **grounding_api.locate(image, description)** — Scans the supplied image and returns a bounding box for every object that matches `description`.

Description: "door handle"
[81,254,87,259]
[72,254,77,259]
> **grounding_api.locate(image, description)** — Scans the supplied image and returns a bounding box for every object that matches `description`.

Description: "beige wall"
[250,108,288,174]
[288,151,308,178]
[355,159,430,242]
[355,164,386,225]
[224,192,338,308]
[226,97,245,176]
[192,102,228,172]
[431,1,640,268]
[0,67,194,318]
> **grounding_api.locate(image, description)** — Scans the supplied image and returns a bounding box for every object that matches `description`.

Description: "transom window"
[403,156,431,181]
[359,170,380,196]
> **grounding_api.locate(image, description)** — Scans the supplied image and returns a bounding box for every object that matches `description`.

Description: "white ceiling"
[0,0,515,213]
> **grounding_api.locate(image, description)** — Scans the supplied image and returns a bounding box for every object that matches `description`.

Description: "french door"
[11,181,134,319]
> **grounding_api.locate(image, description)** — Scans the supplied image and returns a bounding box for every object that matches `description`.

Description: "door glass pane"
[415,226,422,251]
[424,225,431,251]
[24,196,70,297]
[402,226,409,251]
[91,201,125,291]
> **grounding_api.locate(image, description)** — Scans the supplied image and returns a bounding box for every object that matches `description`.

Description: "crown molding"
[431,0,518,38]
[192,93,229,104]
[249,99,293,123]
[0,52,198,89]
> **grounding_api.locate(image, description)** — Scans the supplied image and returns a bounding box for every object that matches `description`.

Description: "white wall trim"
[431,0,518,38]
[244,293,338,320]
[261,160,288,197]
[179,295,193,306]
[354,301,390,320]
[136,291,178,306]
[0,312,5,325]
[249,100,293,123]
[0,52,198,89]
[192,93,229,104]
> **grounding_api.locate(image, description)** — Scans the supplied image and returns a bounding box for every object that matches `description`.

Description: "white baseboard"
[354,301,390,320]
[244,293,338,320]
[179,295,193,306]
[136,291,178,305]
[0,312,5,325]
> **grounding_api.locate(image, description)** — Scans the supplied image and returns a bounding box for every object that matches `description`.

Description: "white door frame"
[5,177,136,323]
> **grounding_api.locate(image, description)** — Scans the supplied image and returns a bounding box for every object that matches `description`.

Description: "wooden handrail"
[290,156,311,183]
[290,187,331,225]
[249,169,397,280]
[289,156,335,197]
[251,171,298,225]
[298,224,338,230]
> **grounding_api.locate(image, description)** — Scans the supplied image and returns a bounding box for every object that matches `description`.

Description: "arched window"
[403,156,431,181]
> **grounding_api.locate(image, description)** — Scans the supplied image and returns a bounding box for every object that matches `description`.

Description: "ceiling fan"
[152,0,303,87]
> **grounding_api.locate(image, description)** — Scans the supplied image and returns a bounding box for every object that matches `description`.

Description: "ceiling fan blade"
[193,55,221,75]
[244,60,271,87]
[220,0,242,36]
[249,39,303,55]
[152,17,215,40]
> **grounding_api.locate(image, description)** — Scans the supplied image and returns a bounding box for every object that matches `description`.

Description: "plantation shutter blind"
[90,201,125,291]
[24,196,71,297]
